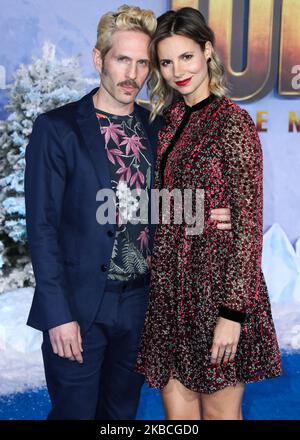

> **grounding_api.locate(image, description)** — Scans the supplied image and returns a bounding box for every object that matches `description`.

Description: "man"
[25,5,231,420]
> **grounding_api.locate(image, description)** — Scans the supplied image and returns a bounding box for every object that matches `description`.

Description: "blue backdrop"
[0,0,299,420]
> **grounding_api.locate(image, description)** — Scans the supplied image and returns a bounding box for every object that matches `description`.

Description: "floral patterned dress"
[136,95,282,394]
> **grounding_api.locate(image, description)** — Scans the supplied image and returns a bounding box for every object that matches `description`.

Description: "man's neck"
[93,86,135,116]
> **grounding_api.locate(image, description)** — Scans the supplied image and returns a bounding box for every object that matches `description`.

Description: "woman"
[136,7,282,420]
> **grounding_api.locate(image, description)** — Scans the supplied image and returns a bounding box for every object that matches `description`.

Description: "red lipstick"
[175,77,192,87]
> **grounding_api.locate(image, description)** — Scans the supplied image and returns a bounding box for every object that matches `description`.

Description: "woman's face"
[157,34,211,105]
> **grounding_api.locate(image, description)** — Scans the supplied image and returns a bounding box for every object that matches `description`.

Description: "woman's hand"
[210,317,241,366]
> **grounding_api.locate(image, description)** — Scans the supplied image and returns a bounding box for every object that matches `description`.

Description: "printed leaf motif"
[121,238,131,272]
[137,168,145,184]
[116,166,127,175]
[128,241,148,273]
[106,149,116,165]
[130,172,139,186]
[96,113,108,120]
[118,174,125,184]
[97,113,151,281]
[116,156,125,168]
[109,149,123,156]
[137,227,149,252]
[126,167,132,182]
[119,135,146,160]
[121,232,148,274]
[111,235,119,259]
[109,260,126,275]
[101,123,125,146]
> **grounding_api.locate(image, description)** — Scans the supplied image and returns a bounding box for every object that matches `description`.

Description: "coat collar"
[76,88,111,190]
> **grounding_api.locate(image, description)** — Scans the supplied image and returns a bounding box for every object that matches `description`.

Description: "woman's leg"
[161,378,202,420]
[201,383,245,420]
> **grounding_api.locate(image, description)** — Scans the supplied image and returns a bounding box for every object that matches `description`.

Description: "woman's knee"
[202,406,242,420]
[201,383,244,420]
[162,378,201,420]
[201,399,243,420]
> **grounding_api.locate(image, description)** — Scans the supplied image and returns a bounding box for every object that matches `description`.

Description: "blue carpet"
[0,352,299,420]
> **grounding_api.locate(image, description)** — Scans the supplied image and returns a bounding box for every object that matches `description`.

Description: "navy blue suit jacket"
[25,87,164,333]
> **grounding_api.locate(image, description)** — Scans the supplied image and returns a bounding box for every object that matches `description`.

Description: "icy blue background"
[0,0,168,117]
[0,0,299,243]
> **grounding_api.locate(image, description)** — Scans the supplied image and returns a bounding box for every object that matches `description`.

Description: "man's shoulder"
[41,94,85,123]
[37,88,96,127]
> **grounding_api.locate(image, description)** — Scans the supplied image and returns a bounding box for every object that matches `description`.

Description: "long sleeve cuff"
[218,305,247,323]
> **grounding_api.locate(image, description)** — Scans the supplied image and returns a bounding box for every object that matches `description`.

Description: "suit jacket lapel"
[76,88,112,190]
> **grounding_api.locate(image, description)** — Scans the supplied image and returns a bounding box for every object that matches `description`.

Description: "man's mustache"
[118,80,139,89]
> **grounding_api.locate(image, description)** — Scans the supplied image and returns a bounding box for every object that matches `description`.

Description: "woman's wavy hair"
[95,4,157,60]
[149,7,227,121]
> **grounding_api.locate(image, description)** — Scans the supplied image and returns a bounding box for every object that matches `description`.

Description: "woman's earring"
[207,57,211,64]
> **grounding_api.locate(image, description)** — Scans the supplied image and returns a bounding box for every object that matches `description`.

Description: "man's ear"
[92,48,103,75]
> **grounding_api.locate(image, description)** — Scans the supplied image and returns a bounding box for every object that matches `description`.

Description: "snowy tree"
[0,41,98,292]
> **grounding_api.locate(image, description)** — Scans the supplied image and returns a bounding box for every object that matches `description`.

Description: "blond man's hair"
[95,4,157,59]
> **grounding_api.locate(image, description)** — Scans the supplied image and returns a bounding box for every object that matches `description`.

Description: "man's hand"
[211,207,232,230]
[48,321,83,364]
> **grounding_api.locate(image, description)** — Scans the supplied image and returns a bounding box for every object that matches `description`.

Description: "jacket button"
[101,264,108,272]
[107,230,114,237]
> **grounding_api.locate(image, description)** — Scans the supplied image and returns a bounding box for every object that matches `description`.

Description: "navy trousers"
[42,275,150,420]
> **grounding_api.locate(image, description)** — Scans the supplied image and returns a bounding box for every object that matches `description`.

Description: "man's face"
[94,30,151,108]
